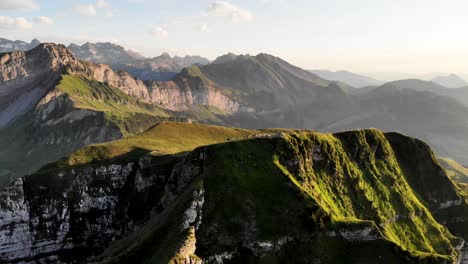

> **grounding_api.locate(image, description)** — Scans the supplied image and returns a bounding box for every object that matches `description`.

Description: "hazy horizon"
[2,0,468,75]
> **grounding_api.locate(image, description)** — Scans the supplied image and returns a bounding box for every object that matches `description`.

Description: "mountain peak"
[32,43,76,61]
[255,52,276,59]
[30,39,41,46]
[160,52,171,59]
[431,73,468,88]
[212,52,242,64]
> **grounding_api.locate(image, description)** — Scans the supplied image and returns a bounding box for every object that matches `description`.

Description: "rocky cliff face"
[0,43,85,128]
[0,146,205,263]
[82,63,241,114]
[0,125,466,263]
[145,68,241,113]
[84,62,151,101]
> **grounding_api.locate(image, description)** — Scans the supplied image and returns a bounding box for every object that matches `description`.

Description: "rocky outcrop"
[85,63,151,101]
[327,223,382,241]
[0,144,208,263]
[146,75,241,113]
[0,43,85,128]
[83,59,242,114]
[85,63,243,113]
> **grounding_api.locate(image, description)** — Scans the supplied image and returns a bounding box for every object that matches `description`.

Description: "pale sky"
[1,0,468,74]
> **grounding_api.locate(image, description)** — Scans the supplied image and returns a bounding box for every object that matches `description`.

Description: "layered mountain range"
[310,69,383,88]
[1,40,468,263]
[0,38,41,53]
[312,69,468,89]
[68,42,210,81]
[2,42,468,183]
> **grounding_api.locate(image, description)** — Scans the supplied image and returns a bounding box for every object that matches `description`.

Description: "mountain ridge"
[432,74,468,88]
[0,122,466,263]
[310,69,383,88]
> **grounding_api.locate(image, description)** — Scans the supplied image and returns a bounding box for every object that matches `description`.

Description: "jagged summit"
[211,52,252,64]
[0,38,41,53]
[67,41,146,65]
[30,38,41,47]
[159,52,171,59]
[30,42,77,60]
[1,43,86,81]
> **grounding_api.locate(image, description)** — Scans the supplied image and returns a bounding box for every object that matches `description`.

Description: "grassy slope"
[43,121,262,170]
[57,74,171,135]
[198,129,461,262]
[439,157,468,195]
[197,137,417,263]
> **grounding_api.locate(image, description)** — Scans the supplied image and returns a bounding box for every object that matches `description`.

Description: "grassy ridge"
[275,130,460,260]
[54,121,262,168]
[198,129,462,262]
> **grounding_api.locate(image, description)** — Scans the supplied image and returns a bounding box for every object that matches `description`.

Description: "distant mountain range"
[67,42,146,65]
[431,74,468,88]
[364,71,468,87]
[312,69,468,89]
[0,38,41,53]
[309,69,383,88]
[68,42,210,81]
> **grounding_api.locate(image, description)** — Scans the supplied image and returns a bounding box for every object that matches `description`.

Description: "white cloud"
[207,1,253,22]
[33,16,54,25]
[0,16,32,31]
[150,26,169,39]
[0,0,38,11]
[73,1,111,17]
[74,4,97,16]
[198,24,209,32]
[97,0,111,8]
